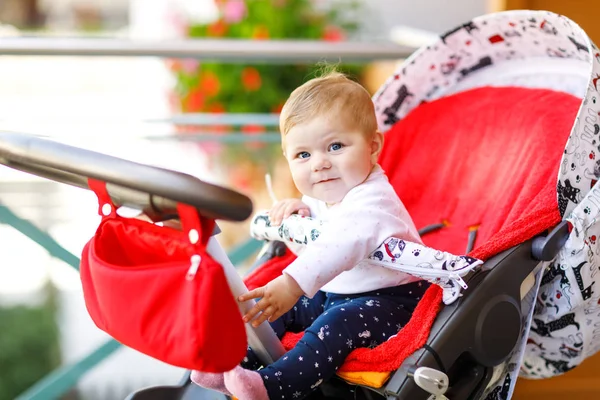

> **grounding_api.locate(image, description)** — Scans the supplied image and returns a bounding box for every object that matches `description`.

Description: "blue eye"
[296,151,310,159]
[328,142,343,151]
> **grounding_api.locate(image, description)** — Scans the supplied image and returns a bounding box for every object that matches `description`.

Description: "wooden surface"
[513,351,600,399]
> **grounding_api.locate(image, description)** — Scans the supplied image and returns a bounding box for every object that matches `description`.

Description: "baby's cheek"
[291,169,307,185]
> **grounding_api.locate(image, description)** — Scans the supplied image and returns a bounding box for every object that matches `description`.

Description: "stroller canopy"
[371,8,600,395]
[373,10,599,221]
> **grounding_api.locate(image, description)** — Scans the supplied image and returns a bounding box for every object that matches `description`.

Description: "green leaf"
[0,284,61,400]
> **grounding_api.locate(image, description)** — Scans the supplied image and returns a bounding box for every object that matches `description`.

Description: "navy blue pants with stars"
[241,280,429,399]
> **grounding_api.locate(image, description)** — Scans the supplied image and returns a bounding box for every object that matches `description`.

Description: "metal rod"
[145,133,282,143]
[0,131,253,222]
[466,228,478,253]
[15,339,122,400]
[418,223,446,236]
[0,203,81,271]
[0,37,415,62]
[207,237,286,365]
[149,113,281,126]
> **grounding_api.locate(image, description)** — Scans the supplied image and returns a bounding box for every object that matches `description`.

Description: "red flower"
[166,59,182,72]
[241,124,265,133]
[241,67,262,91]
[252,25,270,40]
[323,26,345,42]
[208,102,225,113]
[207,19,228,37]
[271,102,285,113]
[185,87,205,112]
[201,71,221,97]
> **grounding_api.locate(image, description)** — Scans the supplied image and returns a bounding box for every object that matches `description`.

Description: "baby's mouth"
[316,178,338,184]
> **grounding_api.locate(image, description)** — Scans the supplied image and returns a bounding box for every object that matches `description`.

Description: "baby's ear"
[370,130,384,163]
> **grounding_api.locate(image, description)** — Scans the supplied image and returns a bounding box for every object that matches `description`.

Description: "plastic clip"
[450,273,468,290]
[186,254,202,280]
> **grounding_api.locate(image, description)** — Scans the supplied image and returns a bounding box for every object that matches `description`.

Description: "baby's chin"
[310,191,347,205]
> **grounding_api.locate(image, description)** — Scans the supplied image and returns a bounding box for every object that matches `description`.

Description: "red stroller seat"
[0,84,581,400]
[244,84,580,391]
[382,85,572,259]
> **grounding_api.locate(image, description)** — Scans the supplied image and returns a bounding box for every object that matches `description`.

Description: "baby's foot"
[224,365,269,400]
[190,370,230,395]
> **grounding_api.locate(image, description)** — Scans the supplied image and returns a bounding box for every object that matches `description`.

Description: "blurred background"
[0,1,598,399]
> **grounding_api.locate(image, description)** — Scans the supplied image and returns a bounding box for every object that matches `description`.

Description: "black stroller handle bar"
[0,132,253,222]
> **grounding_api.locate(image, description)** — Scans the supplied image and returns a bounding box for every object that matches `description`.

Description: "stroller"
[1,9,599,400]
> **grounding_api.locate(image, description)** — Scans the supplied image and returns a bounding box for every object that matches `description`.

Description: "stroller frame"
[0,131,567,399]
[2,9,599,400]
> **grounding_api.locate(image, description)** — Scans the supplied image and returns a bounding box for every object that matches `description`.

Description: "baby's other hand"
[238,274,304,327]
[269,199,310,226]
[134,214,182,230]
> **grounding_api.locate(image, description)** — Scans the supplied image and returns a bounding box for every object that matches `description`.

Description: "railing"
[0,37,415,400]
[0,37,414,62]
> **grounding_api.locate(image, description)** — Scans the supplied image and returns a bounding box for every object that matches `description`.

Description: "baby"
[192,71,428,399]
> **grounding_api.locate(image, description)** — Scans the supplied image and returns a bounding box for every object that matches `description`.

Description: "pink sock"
[223,365,269,400]
[190,370,230,395]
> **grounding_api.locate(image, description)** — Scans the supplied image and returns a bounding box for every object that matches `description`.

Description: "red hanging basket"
[80,179,247,372]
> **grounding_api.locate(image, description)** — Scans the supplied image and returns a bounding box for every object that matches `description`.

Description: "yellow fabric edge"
[336,370,392,388]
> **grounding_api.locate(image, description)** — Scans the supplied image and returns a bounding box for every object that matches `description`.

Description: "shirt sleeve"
[283,183,416,297]
[280,196,321,256]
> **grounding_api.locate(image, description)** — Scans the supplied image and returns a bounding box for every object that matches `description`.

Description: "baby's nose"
[312,154,331,171]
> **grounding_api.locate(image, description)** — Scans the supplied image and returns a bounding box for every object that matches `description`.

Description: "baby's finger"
[297,208,310,217]
[238,287,264,302]
[252,306,276,327]
[243,298,268,323]
[269,202,286,225]
[271,200,285,213]
[283,201,300,219]
[268,309,284,323]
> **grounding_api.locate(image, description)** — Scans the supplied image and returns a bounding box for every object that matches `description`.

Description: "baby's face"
[283,115,378,204]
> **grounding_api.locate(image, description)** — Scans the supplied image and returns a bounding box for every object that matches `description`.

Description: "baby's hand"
[269,199,310,226]
[135,214,182,230]
[238,274,304,327]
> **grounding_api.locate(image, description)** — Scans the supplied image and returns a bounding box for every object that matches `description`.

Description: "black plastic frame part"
[125,229,546,400]
[532,220,570,261]
[383,239,540,399]
[125,375,228,400]
[0,131,253,222]
[128,236,542,400]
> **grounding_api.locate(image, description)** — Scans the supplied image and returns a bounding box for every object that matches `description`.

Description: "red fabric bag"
[80,179,247,372]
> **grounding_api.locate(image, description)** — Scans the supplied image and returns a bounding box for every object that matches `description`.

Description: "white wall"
[358,0,490,39]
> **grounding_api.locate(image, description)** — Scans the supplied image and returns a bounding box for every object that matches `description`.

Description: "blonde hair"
[279,71,378,139]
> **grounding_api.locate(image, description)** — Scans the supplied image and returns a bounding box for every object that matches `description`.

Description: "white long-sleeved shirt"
[283,165,423,297]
